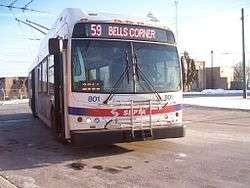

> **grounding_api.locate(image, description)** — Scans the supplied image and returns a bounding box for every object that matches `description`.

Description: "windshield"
[133,43,181,92]
[71,40,181,93]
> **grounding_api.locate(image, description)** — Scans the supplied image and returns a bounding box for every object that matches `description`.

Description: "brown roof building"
[0,77,28,100]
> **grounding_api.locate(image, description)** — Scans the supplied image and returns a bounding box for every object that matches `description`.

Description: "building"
[182,59,234,91]
[206,66,233,89]
[0,77,28,100]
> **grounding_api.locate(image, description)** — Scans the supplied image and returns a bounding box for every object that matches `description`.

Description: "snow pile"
[201,89,244,94]
[183,96,250,110]
[184,89,250,95]
[201,89,226,94]
[0,99,29,105]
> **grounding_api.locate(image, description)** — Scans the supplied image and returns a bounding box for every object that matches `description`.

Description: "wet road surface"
[0,103,250,188]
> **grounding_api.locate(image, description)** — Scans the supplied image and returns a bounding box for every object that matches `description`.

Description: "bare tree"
[181,51,198,91]
[233,62,250,81]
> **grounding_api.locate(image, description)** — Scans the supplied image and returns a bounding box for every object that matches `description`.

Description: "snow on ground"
[0,99,29,105]
[183,96,250,110]
[184,89,250,95]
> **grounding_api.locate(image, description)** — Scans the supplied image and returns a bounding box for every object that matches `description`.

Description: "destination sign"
[72,23,175,44]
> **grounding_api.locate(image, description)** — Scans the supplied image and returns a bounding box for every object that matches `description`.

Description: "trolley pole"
[241,8,247,99]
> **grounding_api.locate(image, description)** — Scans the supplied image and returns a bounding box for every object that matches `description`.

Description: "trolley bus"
[28,8,184,146]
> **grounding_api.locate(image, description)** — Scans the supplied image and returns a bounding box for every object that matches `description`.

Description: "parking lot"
[0,103,250,188]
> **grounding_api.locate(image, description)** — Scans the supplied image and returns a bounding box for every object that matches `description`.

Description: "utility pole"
[211,50,214,89]
[241,8,247,99]
[174,1,178,43]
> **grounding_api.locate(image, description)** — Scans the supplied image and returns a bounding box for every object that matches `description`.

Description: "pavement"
[0,103,250,188]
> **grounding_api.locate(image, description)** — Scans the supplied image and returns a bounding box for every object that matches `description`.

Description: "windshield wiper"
[134,52,162,101]
[103,51,131,104]
[103,50,162,104]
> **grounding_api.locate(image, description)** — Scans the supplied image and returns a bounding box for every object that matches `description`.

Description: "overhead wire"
[21,1,42,41]
[1,0,51,65]
[23,0,33,9]
[8,0,18,7]
[22,0,44,57]
[22,7,41,55]
[12,11,35,60]
[8,0,40,61]
[0,0,53,14]
[0,3,51,13]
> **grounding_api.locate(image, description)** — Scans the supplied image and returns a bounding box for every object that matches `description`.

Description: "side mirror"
[63,39,68,49]
[49,38,60,55]
[49,38,68,55]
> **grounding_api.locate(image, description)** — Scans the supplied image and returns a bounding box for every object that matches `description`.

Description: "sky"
[0,0,250,77]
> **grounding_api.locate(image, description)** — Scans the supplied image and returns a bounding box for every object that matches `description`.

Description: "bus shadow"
[0,112,32,122]
[0,112,134,171]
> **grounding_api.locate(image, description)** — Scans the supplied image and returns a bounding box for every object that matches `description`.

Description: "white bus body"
[28,8,184,146]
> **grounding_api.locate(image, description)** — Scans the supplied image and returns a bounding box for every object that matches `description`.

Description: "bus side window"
[28,73,32,98]
[42,58,48,93]
[48,55,54,94]
[38,64,42,93]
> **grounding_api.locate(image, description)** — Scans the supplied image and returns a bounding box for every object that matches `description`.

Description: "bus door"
[48,38,67,140]
[53,52,65,138]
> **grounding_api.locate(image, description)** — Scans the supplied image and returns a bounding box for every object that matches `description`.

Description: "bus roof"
[29,8,173,72]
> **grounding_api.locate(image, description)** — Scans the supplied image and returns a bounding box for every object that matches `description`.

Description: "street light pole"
[241,8,247,99]
[211,50,214,89]
[174,1,178,43]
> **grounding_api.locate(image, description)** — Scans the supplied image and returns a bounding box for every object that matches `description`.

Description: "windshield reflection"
[71,40,181,93]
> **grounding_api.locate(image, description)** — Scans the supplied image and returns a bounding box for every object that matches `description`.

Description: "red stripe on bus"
[68,104,182,117]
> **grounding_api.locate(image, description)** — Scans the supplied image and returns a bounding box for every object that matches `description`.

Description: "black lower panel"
[71,126,185,147]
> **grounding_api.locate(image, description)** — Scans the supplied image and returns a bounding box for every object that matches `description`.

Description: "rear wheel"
[32,112,38,118]
[31,108,38,118]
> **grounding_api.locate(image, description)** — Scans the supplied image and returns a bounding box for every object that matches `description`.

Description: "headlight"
[86,118,92,123]
[94,118,100,123]
[164,114,168,119]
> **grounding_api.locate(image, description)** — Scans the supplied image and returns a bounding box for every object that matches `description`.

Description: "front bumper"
[71,126,185,146]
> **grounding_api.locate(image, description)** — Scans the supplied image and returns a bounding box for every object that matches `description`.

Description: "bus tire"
[56,133,69,145]
[32,110,38,118]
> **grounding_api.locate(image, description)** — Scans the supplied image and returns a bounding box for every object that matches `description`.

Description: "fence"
[0,89,28,101]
